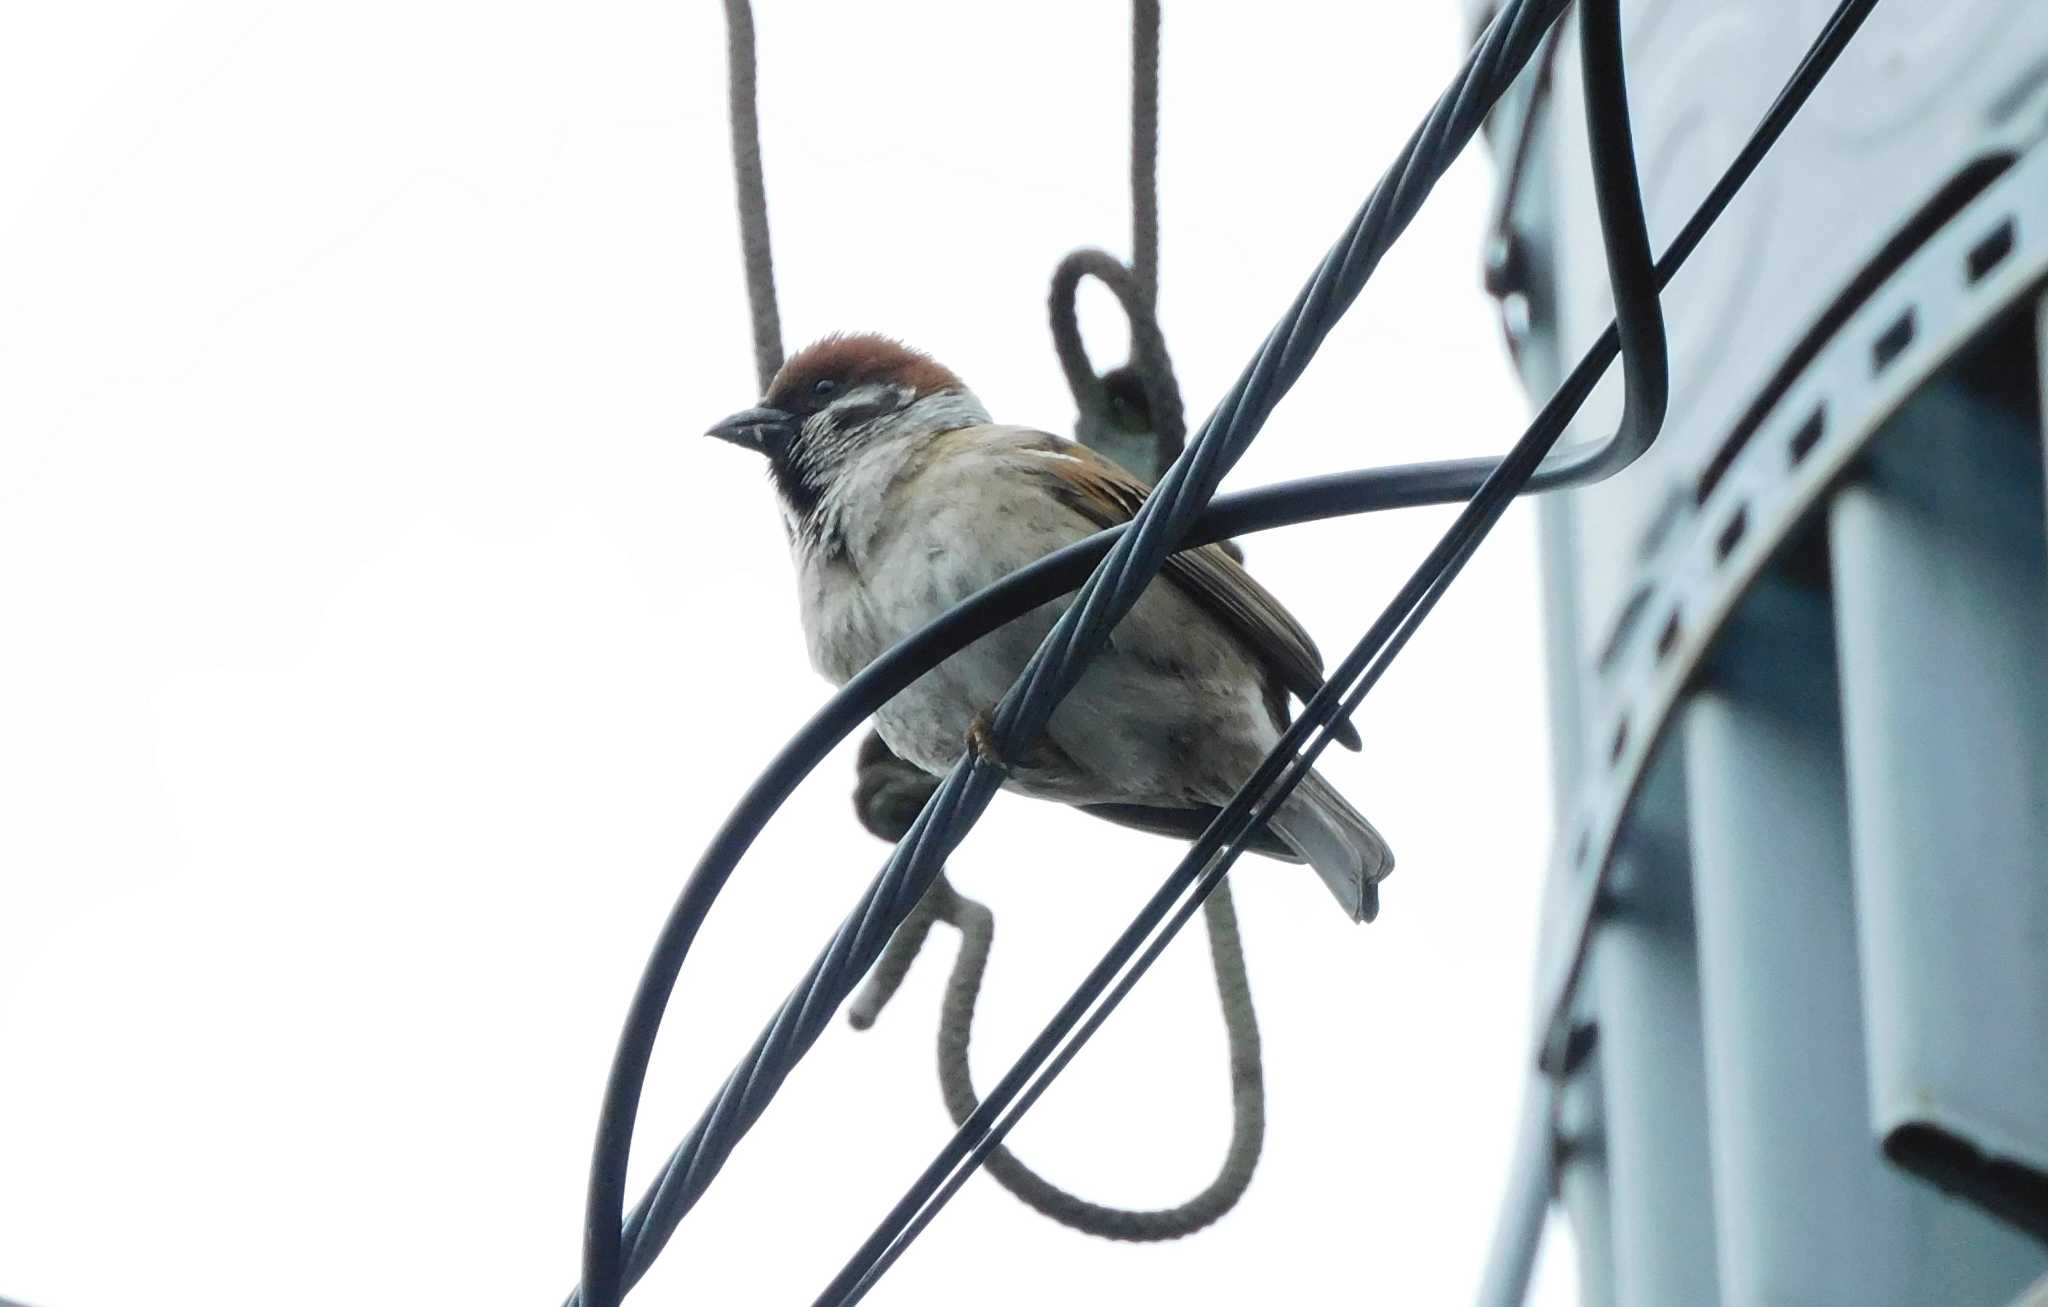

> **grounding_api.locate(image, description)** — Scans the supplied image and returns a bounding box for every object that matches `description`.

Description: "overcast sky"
[0,3,1574,1303]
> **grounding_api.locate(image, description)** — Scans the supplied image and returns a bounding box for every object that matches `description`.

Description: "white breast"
[792,427,1080,676]
[787,424,1269,803]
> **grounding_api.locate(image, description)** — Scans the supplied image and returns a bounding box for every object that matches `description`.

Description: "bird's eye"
[812,378,838,398]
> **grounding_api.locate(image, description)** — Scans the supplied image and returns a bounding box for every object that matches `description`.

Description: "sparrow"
[706,334,1394,921]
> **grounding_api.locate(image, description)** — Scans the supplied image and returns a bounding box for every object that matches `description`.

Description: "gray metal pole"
[1471,0,2048,1299]
[1828,363,2048,1243]
[1475,1075,1558,1307]
[1681,575,2043,1305]
[1553,1047,1614,1307]
[1585,752,1721,1306]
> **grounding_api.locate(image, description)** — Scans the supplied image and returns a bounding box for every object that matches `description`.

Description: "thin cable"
[572,0,1875,1299]
[1049,249,1187,475]
[846,738,1264,1241]
[723,0,781,391]
[573,3,1568,1302]
[811,0,1671,1290]
[822,355,1597,1300]
[573,0,781,1297]
[833,0,1892,1280]
[1131,0,1160,311]
[932,878,1263,1241]
[823,0,1884,1291]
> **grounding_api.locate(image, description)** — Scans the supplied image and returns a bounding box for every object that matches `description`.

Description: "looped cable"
[1048,0,1179,481]
[847,731,1265,1242]
[930,878,1263,1242]
[1049,250,1187,483]
[817,0,1674,1294]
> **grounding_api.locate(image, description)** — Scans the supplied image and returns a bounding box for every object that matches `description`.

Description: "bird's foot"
[964,711,1010,775]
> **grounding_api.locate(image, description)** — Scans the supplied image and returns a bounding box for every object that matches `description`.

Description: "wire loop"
[1048,250,1187,483]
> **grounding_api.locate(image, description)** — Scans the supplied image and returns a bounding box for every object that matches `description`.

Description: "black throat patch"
[767,453,846,560]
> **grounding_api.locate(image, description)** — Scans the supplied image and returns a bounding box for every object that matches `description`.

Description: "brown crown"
[765,333,965,410]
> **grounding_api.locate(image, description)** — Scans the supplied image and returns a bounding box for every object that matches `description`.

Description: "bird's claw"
[965,712,1009,775]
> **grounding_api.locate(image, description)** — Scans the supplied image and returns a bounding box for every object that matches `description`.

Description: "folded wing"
[1003,428,1362,752]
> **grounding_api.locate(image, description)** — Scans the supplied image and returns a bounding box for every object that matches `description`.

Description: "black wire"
[850,1,1886,1281]
[818,0,1883,1292]
[810,0,1673,1293]
[570,0,1877,1300]
[1575,0,1665,435]
[824,317,1626,1302]
[572,3,1566,1302]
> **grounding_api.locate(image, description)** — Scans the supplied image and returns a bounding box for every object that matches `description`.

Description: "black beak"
[705,405,798,458]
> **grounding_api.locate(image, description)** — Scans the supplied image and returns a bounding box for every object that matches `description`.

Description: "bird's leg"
[965,710,1010,775]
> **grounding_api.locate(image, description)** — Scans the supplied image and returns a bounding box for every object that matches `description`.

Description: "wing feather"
[1003,429,1362,751]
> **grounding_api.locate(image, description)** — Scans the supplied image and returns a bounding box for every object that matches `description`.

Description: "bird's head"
[706,334,988,519]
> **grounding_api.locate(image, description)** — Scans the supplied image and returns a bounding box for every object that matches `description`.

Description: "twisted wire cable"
[813,2,1878,1296]
[574,3,1569,1303]
[809,0,1669,1294]
[572,0,1876,1300]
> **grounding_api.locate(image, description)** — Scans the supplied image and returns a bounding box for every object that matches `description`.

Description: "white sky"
[0,3,1576,1304]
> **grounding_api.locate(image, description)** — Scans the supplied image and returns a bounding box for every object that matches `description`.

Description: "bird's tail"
[1266,768,1395,923]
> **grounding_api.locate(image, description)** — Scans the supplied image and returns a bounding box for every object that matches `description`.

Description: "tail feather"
[1267,769,1395,923]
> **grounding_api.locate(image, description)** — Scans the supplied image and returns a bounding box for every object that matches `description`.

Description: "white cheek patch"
[824,383,912,425]
[898,389,993,433]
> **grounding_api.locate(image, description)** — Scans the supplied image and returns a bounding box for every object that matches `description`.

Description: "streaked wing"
[1004,429,1362,751]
